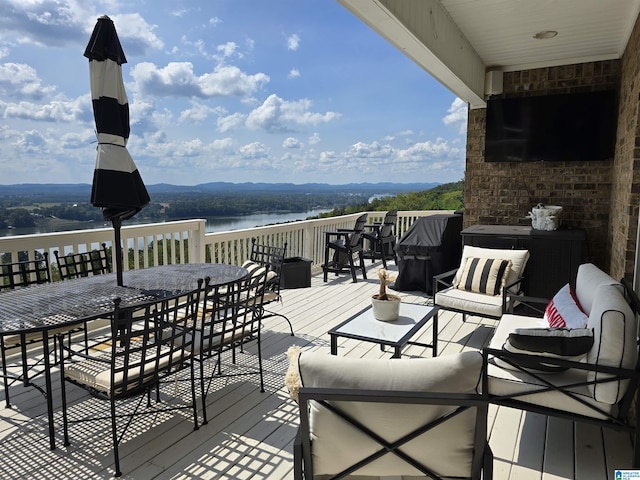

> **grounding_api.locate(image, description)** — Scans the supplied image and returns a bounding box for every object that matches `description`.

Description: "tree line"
[0,181,464,228]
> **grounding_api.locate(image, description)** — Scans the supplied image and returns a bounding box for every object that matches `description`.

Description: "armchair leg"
[322,245,329,282]
[358,252,367,280]
[348,254,357,283]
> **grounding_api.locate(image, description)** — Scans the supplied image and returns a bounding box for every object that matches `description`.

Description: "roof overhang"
[338,0,640,109]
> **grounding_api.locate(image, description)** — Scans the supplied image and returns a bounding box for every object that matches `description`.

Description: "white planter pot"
[371,294,401,322]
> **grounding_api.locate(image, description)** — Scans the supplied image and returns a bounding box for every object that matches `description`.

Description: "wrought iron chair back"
[54,242,111,280]
[248,238,294,335]
[58,281,203,477]
[0,252,53,408]
[0,252,51,291]
[196,269,268,424]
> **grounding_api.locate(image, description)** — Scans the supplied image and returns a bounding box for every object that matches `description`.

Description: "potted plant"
[371,269,401,321]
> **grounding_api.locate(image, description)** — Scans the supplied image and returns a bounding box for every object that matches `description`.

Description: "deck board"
[0,262,635,478]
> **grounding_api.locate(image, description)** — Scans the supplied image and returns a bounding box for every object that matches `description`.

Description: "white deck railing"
[0,210,453,274]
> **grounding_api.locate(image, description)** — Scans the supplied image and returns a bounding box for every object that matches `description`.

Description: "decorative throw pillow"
[454,257,511,295]
[544,283,588,328]
[500,328,594,373]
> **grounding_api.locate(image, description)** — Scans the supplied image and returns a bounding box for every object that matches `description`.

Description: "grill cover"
[392,214,463,294]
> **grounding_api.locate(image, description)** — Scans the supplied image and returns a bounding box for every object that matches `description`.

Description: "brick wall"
[611,14,640,281]
[465,60,623,272]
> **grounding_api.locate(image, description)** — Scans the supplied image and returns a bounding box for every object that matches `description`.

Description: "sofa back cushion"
[296,351,483,478]
[454,246,529,294]
[586,284,638,404]
[575,263,622,316]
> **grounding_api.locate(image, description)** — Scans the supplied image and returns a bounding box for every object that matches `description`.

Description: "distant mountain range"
[0,182,440,198]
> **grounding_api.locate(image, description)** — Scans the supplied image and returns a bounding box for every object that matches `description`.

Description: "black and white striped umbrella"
[85,15,149,221]
[85,15,149,285]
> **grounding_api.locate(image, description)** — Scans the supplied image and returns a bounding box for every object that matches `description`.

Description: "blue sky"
[0,0,467,186]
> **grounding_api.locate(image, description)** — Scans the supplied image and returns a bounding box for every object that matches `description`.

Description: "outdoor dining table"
[0,263,249,450]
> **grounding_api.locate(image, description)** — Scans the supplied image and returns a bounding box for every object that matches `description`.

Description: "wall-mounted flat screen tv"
[485,90,618,162]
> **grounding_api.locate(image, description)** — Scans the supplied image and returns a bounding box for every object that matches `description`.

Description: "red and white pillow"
[544,283,588,329]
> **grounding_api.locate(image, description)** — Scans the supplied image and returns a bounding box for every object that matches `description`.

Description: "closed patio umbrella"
[85,15,150,286]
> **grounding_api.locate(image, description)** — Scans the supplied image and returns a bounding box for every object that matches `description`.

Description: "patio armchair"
[362,209,398,269]
[433,245,530,322]
[54,242,111,280]
[322,213,368,283]
[0,253,62,408]
[195,266,268,424]
[483,263,640,468]
[58,282,204,477]
[287,348,493,479]
[244,238,294,335]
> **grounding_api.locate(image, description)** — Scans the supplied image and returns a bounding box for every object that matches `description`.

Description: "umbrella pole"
[113,217,124,286]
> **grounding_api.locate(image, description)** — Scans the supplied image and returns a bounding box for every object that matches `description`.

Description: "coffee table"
[328,302,439,358]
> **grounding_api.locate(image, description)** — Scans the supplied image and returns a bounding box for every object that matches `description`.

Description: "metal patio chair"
[58,282,203,477]
[195,267,267,424]
[0,252,57,408]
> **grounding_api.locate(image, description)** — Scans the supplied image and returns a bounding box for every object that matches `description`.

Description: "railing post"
[191,219,206,264]
[302,222,314,262]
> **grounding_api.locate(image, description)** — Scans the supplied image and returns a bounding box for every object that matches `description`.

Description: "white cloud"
[217,42,239,59]
[443,97,468,135]
[287,34,300,51]
[246,94,340,132]
[179,102,215,123]
[288,68,300,79]
[308,133,321,145]
[217,112,245,133]
[1,96,89,123]
[0,63,56,99]
[240,141,268,158]
[283,137,301,149]
[131,62,269,98]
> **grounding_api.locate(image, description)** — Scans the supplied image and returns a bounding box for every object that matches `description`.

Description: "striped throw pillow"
[454,257,512,296]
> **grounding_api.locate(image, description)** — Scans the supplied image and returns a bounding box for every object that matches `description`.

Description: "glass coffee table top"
[329,302,439,358]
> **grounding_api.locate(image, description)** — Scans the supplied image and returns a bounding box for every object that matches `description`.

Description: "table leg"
[433,313,438,357]
[330,334,337,355]
[42,331,56,450]
[392,346,401,359]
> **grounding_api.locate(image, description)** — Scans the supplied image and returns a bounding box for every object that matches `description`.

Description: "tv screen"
[485,90,618,162]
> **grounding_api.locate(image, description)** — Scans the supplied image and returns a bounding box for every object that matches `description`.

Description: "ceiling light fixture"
[533,30,558,40]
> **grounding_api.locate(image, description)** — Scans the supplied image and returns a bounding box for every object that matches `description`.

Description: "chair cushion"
[290,349,483,478]
[436,286,505,318]
[242,260,277,283]
[454,257,511,295]
[487,314,617,419]
[575,263,621,316]
[454,245,530,294]
[586,284,637,404]
[544,283,588,329]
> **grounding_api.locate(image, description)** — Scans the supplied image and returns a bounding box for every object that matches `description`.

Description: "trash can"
[281,257,312,289]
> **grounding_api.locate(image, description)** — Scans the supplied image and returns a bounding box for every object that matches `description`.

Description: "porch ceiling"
[338,0,640,108]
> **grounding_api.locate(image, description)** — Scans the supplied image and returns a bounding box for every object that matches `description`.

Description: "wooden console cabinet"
[461,225,586,299]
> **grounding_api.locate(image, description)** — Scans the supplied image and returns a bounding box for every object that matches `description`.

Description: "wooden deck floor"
[0,262,635,479]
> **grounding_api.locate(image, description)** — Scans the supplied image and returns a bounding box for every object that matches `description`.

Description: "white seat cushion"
[293,350,483,478]
[487,314,617,420]
[436,286,505,318]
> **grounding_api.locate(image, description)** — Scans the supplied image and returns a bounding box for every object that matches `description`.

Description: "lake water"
[0,209,331,237]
